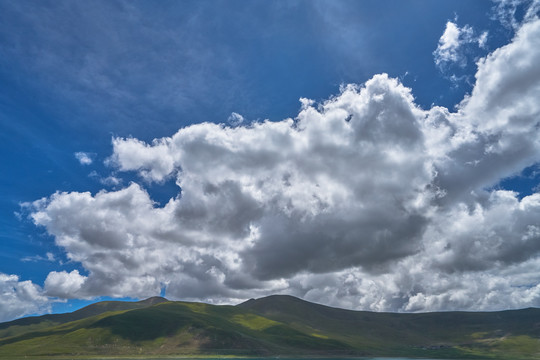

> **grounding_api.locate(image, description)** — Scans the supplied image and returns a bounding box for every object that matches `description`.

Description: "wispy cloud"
[0,1,274,134]
[492,0,540,29]
[21,252,56,263]
[88,170,122,187]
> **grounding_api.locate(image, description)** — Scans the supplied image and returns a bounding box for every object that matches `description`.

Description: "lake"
[90,358,469,360]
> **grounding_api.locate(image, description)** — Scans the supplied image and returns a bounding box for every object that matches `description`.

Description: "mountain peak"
[138,296,168,305]
[238,294,302,306]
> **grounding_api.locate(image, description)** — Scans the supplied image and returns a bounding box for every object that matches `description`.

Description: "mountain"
[0,296,168,340]
[0,295,539,359]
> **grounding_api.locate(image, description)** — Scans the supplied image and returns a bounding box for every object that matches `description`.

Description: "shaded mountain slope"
[0,296,167,339]
[0,295,539,359]
[239,295,540,341]
[240,295,540,357]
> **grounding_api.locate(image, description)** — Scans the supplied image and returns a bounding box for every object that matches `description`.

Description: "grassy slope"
[0,296,167,339]
[0,300,349,357]
[0,295,539,359]
[239,295,540,358]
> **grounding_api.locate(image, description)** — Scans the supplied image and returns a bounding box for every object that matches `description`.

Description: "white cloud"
[433,21,488,72]
[478,30,489,48]
[434,21,463,66]
[26,17,540,313]
[227,112,245,126]
[29,74,436,301]
[492,0,540,29]
[100,176,122,186]
[0,273,50,322]
[45,270,87,298]
[88,170,122,187]
[282,258,540,312]
[107,138,175,182]
[74,152,94,165]
[440,18,540,200]
[21,252,56,263]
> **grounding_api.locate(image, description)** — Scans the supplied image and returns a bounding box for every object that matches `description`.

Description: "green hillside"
[240,295,540,358]
[0,295,539,359]
[0,296,168,340]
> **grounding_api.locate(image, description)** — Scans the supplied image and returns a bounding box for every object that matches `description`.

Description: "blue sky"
[1,0,540,321]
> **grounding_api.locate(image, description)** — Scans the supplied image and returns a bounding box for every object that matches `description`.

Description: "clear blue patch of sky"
[495,164,540,199]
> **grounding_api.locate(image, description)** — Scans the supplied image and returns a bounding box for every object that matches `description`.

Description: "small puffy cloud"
[74,151,94,165]
[0,273,50,322]
[227,112,245,126]
[26,16,540,312]
[100,176,122,186]
[433,21,488,73]
[434,21,463,66]
[478,31,489,48]
[45,270,87,298]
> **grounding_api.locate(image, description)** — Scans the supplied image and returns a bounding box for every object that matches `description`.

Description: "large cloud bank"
[27,17,540,313]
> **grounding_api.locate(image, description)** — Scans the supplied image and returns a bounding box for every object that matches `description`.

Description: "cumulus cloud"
[26,16,540,313]
[29,74,436,302]
[45,270,87,298]
[74,151,94,165]
[227,112,245,126]
[433,21,488,73]
[434,21,464,66]
[0,273,50,322]
[107,138,175,182]
[436,18,540,203]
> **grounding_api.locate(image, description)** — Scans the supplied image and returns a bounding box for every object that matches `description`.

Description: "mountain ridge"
[1,294,539,359]
[0,296,168,331]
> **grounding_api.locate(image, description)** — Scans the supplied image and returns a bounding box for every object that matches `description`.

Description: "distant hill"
[0,296,168,339]
[0,294,539,359]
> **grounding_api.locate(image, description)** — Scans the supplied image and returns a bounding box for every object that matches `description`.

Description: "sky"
[1,0,540,322]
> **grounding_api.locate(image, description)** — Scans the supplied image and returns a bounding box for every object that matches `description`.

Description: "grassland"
[0,295,539,359]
